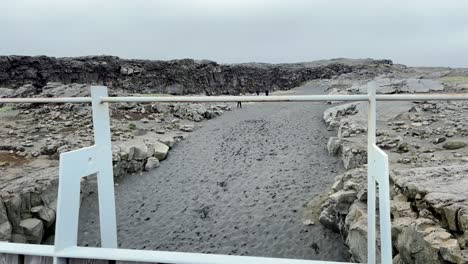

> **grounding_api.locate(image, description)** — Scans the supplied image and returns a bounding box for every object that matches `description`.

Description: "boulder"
[0,221,12,241]
[0,198,12,241]
[19,218,44,244]
[443,141,466,150]
[330,190,358,214]
[116,142,135,160]
[180,124,194,132]
[327,137,342,155]
[31,206,55,228]
[153,141,169,161]
[323,102,360,127]
[345,202,370,263]
[0,88,14,98]
[341,144,367,170]
[391,199,417,219]
[132,141,151,160]
[145,157,160,171]
[157,135,176,148]
[319,202,339,232]
[5,195,22,234]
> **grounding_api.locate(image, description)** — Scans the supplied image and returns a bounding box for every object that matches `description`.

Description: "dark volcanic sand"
[78,83,350,261]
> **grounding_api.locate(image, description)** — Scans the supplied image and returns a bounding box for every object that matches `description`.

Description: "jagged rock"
[341,144,367,170]
[439,247,468,263]
[40,82,89,97]
[323,103,360,127]
[338,122,366,138]
[345,202,371,263]
[355,78,444,94]
[330,190,358,214]
[392,217,462,264]
[432,137,446,144]
[40,143,59,156]
[31,206,55,228]
[459,208,468,232]
[327,137,342,155]
[330,190,358,204]
[319,202,339,232]
[0,88,14,98]
[180,124,194,132]
[19,218,44,244]
[5,195,22,234]
[144,157,160,171]
[392,165,468,233]
[117,142,135,160]
[13,84,38,97]
[157,135,176,148]
[132,141,151,160]
[153,141,169,161]
[391,199,418,219]
[0,198,12,241]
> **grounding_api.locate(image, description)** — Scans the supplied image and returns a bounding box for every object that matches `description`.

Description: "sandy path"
[78,82,349,261]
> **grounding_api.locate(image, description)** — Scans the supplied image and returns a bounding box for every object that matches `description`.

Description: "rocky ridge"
[0,56,398,95]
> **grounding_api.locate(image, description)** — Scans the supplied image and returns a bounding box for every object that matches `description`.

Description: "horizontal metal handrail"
[0,97,92,103]
[1,93,468,104]
[0,242,345,264]
[101,94,369,103]
[376,93,468,101]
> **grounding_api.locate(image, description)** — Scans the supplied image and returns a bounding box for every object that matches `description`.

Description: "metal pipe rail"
[1,93,468,104]
[1,85,468,264]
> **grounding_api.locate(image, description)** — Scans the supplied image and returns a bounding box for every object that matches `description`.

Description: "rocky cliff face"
[0,56,394,95]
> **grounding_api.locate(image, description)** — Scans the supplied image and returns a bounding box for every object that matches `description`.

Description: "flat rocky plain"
[0,56,468,263]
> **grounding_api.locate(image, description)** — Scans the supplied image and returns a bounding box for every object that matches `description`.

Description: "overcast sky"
[2,0,468,67]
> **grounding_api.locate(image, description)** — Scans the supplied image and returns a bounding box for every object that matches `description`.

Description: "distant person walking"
[265,89,269,96]
[237,93,243,108]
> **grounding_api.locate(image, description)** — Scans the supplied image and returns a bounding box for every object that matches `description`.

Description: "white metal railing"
[0,84,467,264]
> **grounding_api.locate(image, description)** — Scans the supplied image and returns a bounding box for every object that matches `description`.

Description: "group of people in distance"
[237,89,269,108]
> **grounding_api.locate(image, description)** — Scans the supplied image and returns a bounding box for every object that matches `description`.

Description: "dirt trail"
[78,82,350,261]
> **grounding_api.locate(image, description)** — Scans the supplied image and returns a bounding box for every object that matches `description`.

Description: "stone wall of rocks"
[319,166,468,263]
[0,56,395,95]
[0,136,173,244]
[0,176,57,244]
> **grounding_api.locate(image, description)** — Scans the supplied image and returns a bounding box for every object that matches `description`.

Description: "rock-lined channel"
[78,83,350,261]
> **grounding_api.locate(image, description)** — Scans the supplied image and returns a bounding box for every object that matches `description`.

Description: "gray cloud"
[1,0,468,67]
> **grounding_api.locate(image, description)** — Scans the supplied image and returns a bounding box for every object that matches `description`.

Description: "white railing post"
[54,146,99,263]
[53,86,118,263]
[91,86,118,248]
[373,146,392,264]
[367,83,377,263]
[367,82,392,264]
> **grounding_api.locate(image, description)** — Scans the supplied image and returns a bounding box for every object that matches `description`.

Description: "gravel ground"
[78,83,350,261]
